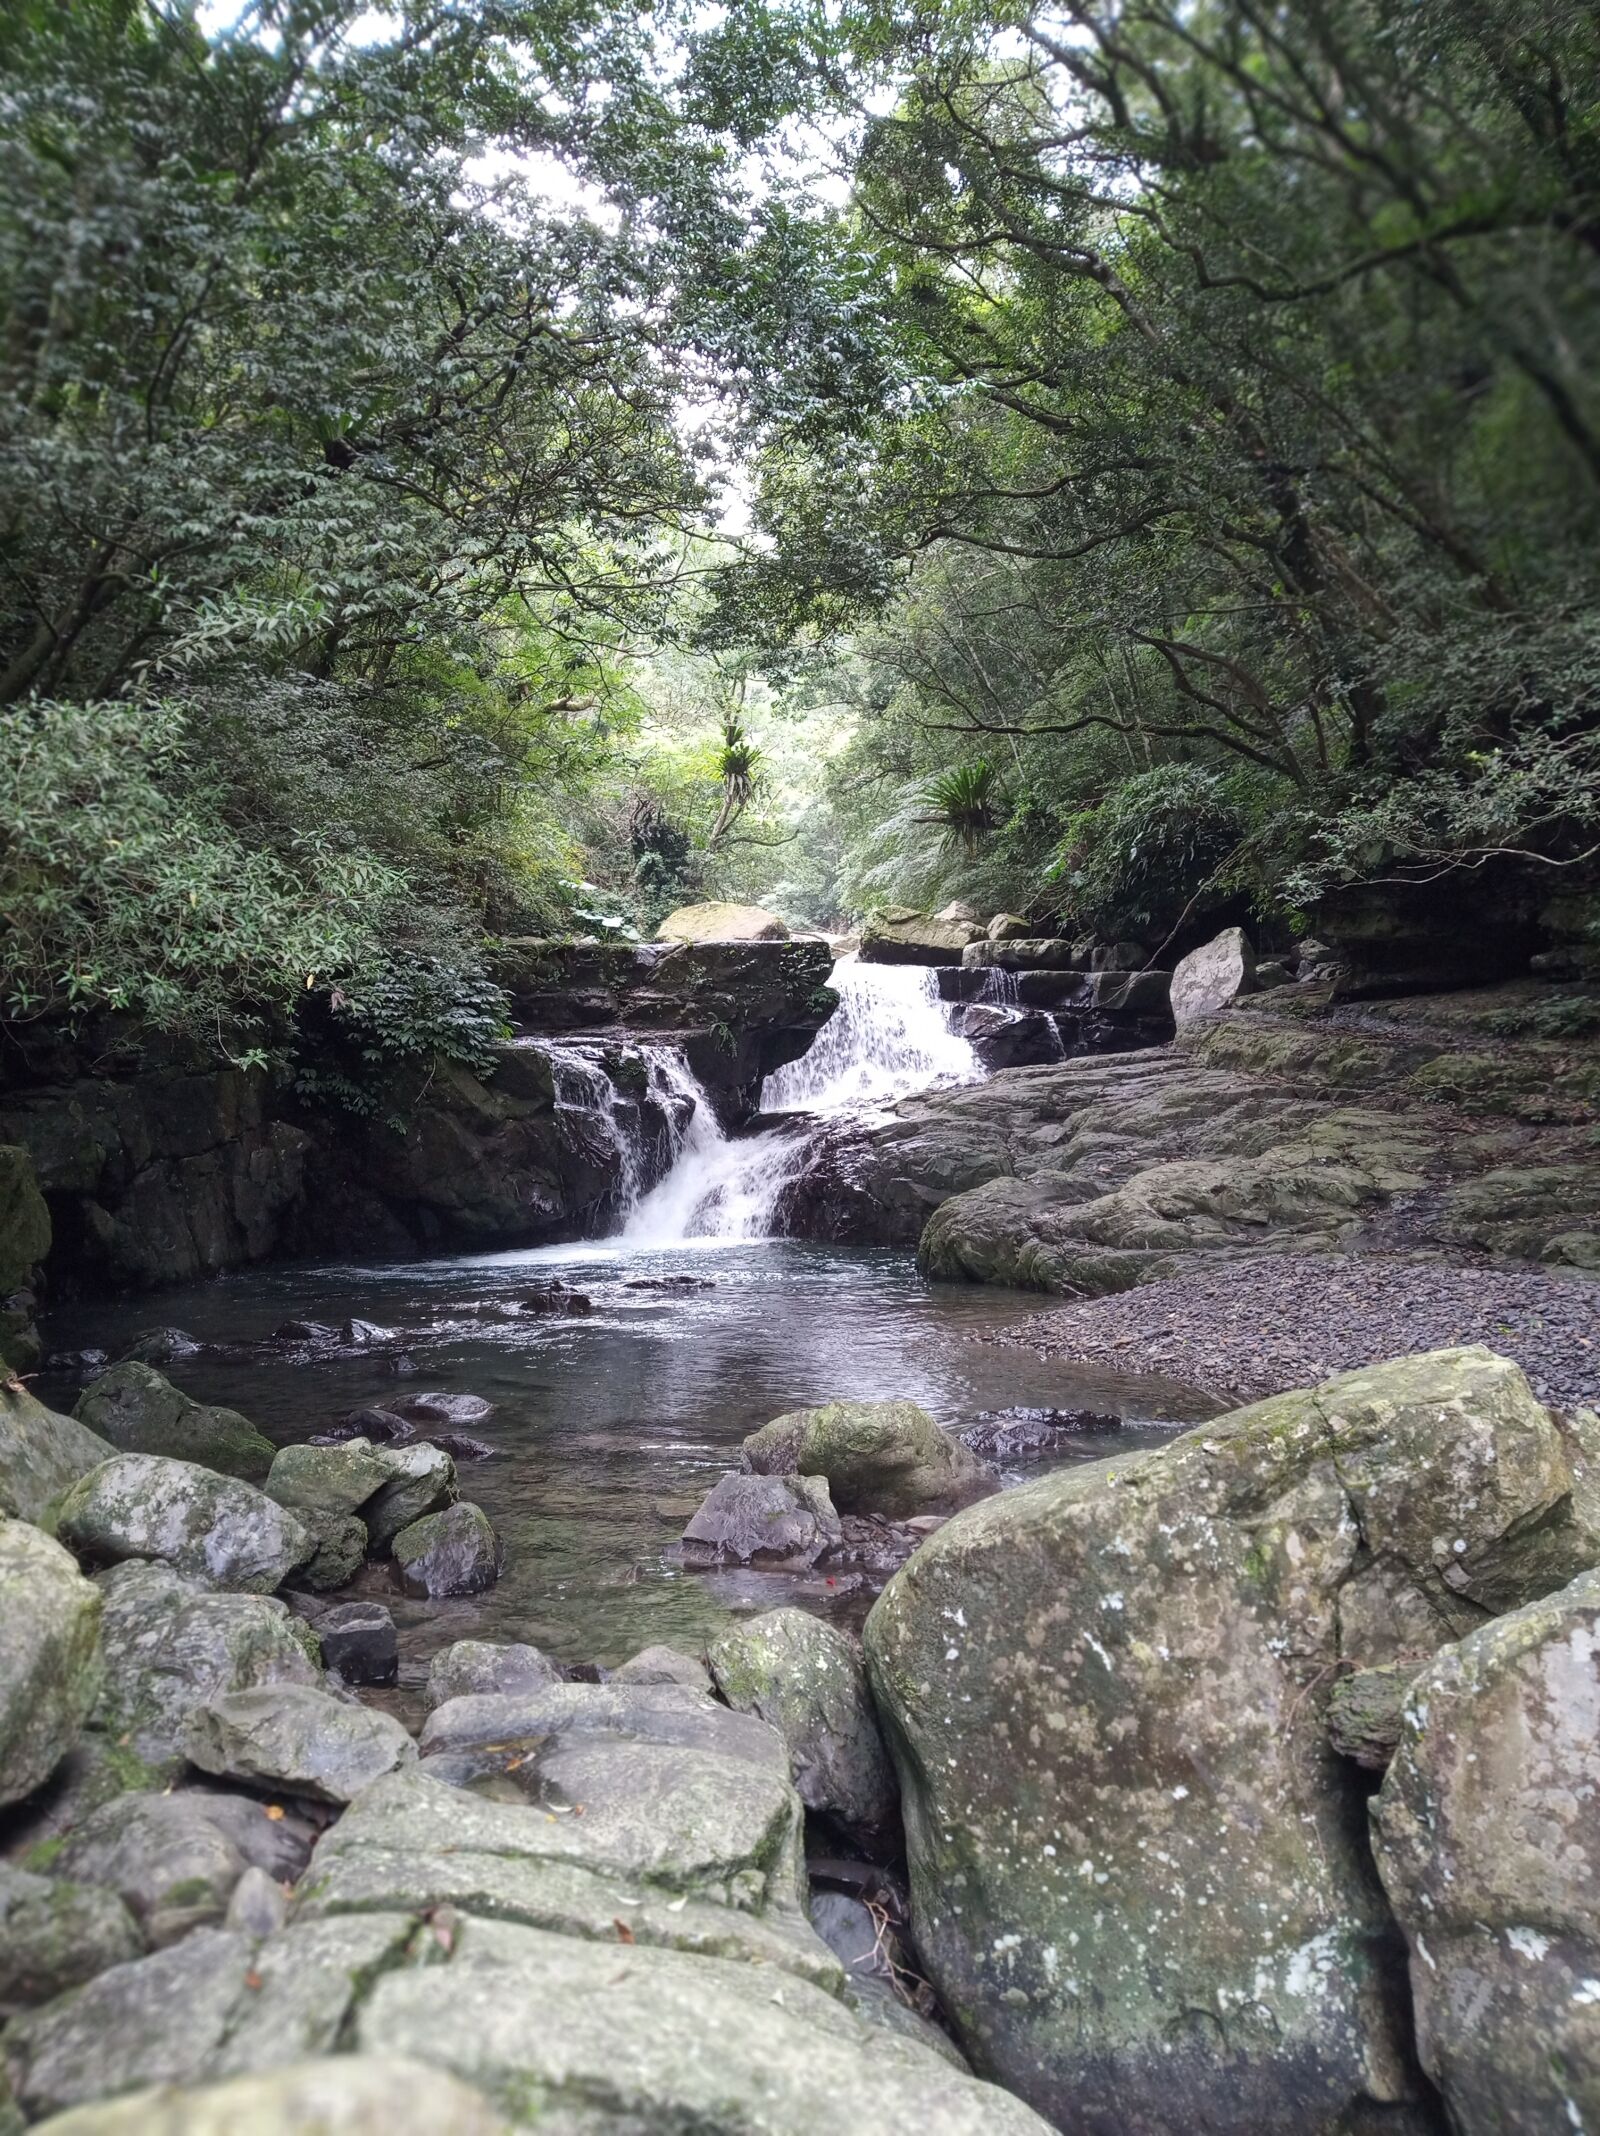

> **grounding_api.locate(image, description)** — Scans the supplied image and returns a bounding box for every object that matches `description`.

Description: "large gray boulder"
[184,1684,416,1805]
[423,1638,560,1710]
[90,1561,321,1771]
[863,1347,1599,2133]
[74,1364,274,1483]
[0,1863,142,2015]
[1169,924,1256,1024]
[0,1381,114,1526]
[1371,1567,1600,2135]
[391,1500,500,1597]
[860,907,985,965]
[741,1399,996,1517]
[263,1438,394,1517]
[656,901,788,943]
[28,2055,508,2135]
[55,1454,314,1593]
[708,1608,897,1853]
[0,1517,103,1807]
[680,1470,841,1567]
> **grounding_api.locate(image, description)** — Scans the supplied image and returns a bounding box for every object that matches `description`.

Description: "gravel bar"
[1000,1253,1600,1413]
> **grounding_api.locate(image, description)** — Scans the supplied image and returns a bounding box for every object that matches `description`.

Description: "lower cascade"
[621,956,979,1246]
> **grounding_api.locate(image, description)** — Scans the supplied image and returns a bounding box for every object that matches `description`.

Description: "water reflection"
[40,1240,1213,1676]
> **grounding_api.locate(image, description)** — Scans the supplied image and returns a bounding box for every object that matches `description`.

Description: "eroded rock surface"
[863,1346,1597,2133]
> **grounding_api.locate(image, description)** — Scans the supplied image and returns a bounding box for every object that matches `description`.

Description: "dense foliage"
[3,0,1597,1093]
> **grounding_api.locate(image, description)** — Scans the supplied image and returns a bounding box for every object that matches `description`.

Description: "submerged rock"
[863,1346,1596,2132]
[0,1380,115,1526]
[184,1684,416,1805]
[708,1608,897,1853]
[680,1470,842,1568]
[741,1399,996,1517]
[57,1454,315,1593]
[423,1639,560,1710]
[74,1364,274,1483]
[0,1517,103,1807]
[1371,1567,1600,2135]
[391,1501,500,1598]
[400,1392,493,1425]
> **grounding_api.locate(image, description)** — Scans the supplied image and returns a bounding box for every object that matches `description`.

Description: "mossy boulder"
[0,1380,115,1527]
[742,1399,996,1517]
[0,1517,103,1808]
[391,1501,500,1598]
[0,1863,142,2015]
[863,1346,1598,2132]
[656,901,789,943]
[263,1438,396,1516]
[56,1454,315,1593]
[75,1365,274,1484]
[860,908,984,965]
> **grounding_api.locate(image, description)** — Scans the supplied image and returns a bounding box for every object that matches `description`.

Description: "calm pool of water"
[38,1240,1212,1678]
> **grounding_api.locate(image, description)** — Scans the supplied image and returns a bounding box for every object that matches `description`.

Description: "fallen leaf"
[244,1971,263,1991]
[264,1805,285,1822]
[613,1919,635,1944]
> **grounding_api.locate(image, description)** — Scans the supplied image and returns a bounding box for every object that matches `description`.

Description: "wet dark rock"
[44,1348,109,1376]
[272,1320,339,1345]
[385,1353,419,1376]
[624,1275,716,1291]
[1327,1660,1427,1771]
[316,1601,398,1687]
[956,1008,1062,1071]
[428,1430,494,1462]
[115,1328,202,1366]
[520,1286,594,1316]
[391,1501,501,1599]
[337,1406,416,1445]
[680,1472,842,1569]
[401,1391,493,1424]
[341,1318,397,1345]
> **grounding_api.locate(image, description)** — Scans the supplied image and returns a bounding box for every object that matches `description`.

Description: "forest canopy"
[2,0,1597,1087]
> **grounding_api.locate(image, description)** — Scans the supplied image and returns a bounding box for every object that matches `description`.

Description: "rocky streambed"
[4,1343,1600,2133]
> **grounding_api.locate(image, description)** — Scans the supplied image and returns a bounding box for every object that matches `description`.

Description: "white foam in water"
[620,955,980,1247]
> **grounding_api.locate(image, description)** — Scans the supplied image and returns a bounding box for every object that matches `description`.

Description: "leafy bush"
[1048,766,1245,941]
[0,699,399,1063]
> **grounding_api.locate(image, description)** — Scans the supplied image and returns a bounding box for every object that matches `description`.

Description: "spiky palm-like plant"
[918,761,1001,857]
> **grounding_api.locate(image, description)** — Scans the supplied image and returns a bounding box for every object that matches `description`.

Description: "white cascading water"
[620,954,980,1247]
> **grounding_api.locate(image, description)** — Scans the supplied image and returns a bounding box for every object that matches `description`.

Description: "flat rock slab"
[355,1916,1053,2133]
[27,2054,508,2136]
[185,1684,416,1804]
[419,1682,787,1775]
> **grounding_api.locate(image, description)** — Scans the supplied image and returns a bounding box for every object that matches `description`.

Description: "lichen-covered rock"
[609,1643,712,1692]
[74,1365,274,1483]
[1170,924,1257,1023]
[291,1507,367,1590]
[354,1917,1053,2134]
[0,1381,114,1526]
[89,1561,321,1771]
[391,1500,500,1597]
[860,908,985,965]
[263,1438,394,1516]
[361,1441,456,1553]
[1371,1568,1600,2135]
[56,1454,314,1593]
[656,901,789,943]
[1327,1661,1427,1771]
[863,1346,1594,2133]
[0,1863,142,2014]
[423,1638,559,1709]
[184,1684,416,1805]
[0,1518,103,1807]
[53,1792,247,1947]
[680,1470,841,1567]
[708,1609,897,1852]
[29,2054,508,2135]
[741,1399,996,1517]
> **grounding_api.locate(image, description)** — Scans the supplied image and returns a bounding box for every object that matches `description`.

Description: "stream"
[37,956,1210,1684]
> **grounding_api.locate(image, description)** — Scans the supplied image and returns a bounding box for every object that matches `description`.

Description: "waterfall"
[619,955,980,1247]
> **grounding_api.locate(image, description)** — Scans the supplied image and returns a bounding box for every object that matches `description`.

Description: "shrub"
[1048,765,1244,940]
